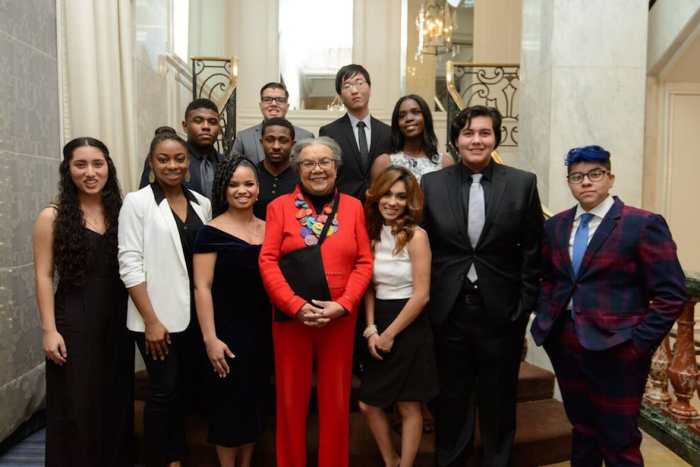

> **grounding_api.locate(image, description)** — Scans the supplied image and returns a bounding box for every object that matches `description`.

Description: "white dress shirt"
[566,194,615,309]
[347,112,372,149]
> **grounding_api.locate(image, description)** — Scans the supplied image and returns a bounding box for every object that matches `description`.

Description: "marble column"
[519,0,647,213]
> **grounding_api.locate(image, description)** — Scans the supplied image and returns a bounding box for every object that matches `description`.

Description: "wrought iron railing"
[190,56,239,157]
[445,62,519,156]
[445,61,554,217]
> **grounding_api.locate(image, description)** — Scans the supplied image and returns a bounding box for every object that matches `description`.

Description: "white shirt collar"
[574,195,615,221]
[347,112,371,129]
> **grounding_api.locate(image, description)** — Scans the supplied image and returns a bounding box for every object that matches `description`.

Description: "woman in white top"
[359,167,438,467]
[371,94,454,184]
[118,132,212,467]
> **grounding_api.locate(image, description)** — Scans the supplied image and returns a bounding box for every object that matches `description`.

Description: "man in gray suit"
[230,82,314,163]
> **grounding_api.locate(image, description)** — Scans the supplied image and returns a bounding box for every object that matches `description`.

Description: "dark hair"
[184,98,218,121]
[390,95,439,163]
[565,145,611,173]
[53,137,122,285]
[335,64,371,94]
[148,132,188,161]
[211,156,259,216]
[365,166,423,255]
[450,105,503,149]
[260,82,289,99]
[154,126,176,135]
[262,117,295,140]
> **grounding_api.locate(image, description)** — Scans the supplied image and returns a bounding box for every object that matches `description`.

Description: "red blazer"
[531,197,687,355]
[259,186,373,318]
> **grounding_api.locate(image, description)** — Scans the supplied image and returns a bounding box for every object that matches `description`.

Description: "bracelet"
[363,324,378,339]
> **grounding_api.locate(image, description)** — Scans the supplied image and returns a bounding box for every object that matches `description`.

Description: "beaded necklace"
[294,192,340,246]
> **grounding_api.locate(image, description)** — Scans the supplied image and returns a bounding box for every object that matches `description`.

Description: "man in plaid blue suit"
[531,145,687,467]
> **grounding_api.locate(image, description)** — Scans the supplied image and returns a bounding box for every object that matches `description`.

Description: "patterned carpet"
[0,429,45,466]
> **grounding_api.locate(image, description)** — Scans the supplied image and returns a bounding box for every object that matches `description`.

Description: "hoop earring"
[148,170,155,184]
[185,170,191,183]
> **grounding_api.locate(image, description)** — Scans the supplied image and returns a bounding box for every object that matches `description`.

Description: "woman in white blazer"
[118,132,212,467]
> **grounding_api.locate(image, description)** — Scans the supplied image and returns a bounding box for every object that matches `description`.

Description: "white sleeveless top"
[389,151,444,183]
[373,225,419,300]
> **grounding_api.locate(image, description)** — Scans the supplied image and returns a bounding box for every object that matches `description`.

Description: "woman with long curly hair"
[119,132,212,467]
[359,166,438,467]
[370,94,454,184]
[33,137,134,466]
[193,156,272,467]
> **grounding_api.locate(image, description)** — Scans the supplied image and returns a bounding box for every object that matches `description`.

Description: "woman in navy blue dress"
[193,156,272,467]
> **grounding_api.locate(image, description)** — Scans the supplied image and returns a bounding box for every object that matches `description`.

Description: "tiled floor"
[546,430,690,466]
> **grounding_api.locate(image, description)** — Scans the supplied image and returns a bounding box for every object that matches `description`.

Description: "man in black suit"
[421,106,544,467]
[319,64,391,201]
[139,98,226,198]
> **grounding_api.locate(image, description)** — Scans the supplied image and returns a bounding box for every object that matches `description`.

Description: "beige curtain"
[63,0,138,192]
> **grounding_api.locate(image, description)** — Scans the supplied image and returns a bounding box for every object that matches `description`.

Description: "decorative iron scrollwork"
[446,62,520,158]
[191,56,239,157]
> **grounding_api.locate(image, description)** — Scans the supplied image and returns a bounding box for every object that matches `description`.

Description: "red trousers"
[273,313,357,467]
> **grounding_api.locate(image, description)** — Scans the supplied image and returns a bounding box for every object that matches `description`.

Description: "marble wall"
[0,0,60,441]
[520,0,647,214]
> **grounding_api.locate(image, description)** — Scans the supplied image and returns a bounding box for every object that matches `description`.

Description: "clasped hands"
[367,332,394,360]
[297,300,347,327]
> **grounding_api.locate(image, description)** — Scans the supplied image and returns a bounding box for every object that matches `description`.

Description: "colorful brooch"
[294,193,339,245]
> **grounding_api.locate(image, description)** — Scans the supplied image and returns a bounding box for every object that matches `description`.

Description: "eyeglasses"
[567,169,608,184]
[261,96,288,104]
[300,158,336,172]
[341,80,367,91]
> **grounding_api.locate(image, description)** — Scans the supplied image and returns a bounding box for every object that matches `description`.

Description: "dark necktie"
[200,154,214,198]
[357,121,369,170]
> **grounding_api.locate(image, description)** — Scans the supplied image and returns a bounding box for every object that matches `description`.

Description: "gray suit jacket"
[230,122,314,163]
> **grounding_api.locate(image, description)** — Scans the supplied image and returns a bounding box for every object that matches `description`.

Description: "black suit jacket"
[421,162,544,328]
[319,114,391,201]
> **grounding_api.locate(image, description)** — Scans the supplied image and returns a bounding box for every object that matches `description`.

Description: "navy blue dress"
[193,225,273,447]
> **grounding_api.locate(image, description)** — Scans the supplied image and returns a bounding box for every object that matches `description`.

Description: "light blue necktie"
[572,213,594,278]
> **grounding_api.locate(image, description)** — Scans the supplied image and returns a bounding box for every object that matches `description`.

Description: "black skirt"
[359,298,439,407]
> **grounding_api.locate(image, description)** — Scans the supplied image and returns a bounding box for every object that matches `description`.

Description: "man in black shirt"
[254,118,300,220]
[139,98,226,198]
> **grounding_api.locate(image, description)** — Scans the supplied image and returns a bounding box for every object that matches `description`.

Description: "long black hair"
[211,156,259,217]
[53,137,122,285]
[390,94,440,164]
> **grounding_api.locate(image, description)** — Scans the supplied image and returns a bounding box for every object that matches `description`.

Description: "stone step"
[135,398,572,466]
[135,362,555,407]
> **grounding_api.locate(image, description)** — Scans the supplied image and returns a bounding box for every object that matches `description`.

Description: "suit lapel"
[578,198,622,277]
[158,199,188,271]
[369,117,380,158]
[254,124,263,162]
[478,163,507,245]
[340,114,363,170]
[446,165,470,245]
[559,207,577,280]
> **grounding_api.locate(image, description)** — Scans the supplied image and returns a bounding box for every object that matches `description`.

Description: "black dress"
[45,230,134,467]
[193,225,273,447]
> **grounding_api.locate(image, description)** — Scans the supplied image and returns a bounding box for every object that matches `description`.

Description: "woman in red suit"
[259,136,373,467]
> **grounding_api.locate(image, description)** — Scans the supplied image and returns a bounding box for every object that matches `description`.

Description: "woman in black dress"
[33,137,133,467]
[194,156,272,467]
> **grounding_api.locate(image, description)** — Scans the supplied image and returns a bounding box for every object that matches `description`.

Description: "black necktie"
[357,121,369,169]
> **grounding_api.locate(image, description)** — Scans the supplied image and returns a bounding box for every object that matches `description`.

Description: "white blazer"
[118,184,212,332]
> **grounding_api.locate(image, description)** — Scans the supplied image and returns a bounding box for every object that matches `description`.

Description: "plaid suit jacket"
[531,197,687,355]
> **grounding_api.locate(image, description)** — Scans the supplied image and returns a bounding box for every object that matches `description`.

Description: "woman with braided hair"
[33,137,133,466]
[193,156,272,467]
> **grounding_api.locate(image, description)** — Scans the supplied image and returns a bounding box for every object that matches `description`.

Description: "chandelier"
[415,0,459,61]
